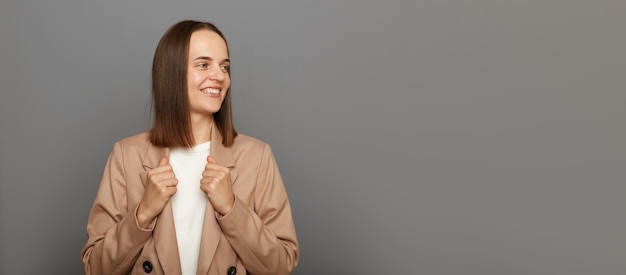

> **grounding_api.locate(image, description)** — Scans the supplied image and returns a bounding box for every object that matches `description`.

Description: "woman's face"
[186,29,231,118]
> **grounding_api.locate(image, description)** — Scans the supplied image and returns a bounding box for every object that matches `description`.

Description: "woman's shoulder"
[110,131,157,155]
[109,131,166,163]
[229,133,278,167]
[230,133,280,158]
[116,131,151,147]
[231,133,268,150]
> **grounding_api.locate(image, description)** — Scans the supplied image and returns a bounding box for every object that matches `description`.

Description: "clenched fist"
[137,157,178,228]
[200,156,235,215]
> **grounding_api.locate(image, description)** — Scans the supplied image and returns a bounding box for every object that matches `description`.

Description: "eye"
[197,63,208,69]
[220,65,230,73]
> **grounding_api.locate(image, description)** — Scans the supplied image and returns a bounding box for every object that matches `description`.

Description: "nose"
[208,66,225,82]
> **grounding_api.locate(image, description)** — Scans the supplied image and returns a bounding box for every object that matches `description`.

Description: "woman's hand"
[137,157,178,228]
[200,156,235,215]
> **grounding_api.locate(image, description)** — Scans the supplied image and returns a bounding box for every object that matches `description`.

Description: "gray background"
[1,0,624,274]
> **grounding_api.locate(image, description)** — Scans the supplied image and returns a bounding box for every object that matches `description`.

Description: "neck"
[190,114,214,145]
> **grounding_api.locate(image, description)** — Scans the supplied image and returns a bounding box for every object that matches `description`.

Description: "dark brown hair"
[149,20,237,148]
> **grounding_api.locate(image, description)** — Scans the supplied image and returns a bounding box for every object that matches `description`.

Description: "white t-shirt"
[169,141,210,275]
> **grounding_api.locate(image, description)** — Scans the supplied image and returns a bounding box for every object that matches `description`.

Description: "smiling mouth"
[201,88,221,95]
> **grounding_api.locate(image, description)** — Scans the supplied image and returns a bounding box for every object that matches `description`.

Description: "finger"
[163,178,179,187]
[148,165,174,178]
[202,168,220,177]
[159,156,169,166]
[161,186,177,197]
[205,159,227,172]
[200,177,216,186]
[201,177,220,187]
[149,172,177,184]
[199,182,210,193]
[167,186,178,196]
[207,156,217,164]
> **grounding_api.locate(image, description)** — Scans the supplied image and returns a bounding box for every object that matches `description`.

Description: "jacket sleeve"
[217,143,300,275]
[81,142,154,275]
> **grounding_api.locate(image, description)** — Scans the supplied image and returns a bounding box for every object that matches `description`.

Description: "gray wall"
[1,0,624,274]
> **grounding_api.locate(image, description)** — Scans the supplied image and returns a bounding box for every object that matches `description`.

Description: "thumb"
[207,155,217,164]
[159,156,169,166]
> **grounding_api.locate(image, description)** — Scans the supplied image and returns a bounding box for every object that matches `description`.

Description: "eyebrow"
[194,56,230,63]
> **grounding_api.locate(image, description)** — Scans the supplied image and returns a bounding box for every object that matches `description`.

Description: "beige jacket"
[81,130,299,275]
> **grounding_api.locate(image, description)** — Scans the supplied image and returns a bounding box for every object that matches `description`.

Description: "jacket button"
[227,266,236,275]
[142,261,153,273]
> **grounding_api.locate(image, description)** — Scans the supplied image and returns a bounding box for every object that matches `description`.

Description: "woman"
[81,20,299,275]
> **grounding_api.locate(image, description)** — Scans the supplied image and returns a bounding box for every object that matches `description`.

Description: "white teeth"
[203,88,220,94]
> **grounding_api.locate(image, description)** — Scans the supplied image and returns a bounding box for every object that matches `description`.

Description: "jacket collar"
[142,128,235,170]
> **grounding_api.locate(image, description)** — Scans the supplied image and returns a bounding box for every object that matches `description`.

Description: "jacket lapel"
[208,128,238,185]
[196,128,237,274]
[142,145,183,275]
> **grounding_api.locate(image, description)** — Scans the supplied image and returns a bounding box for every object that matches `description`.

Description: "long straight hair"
[149,20,237,148]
